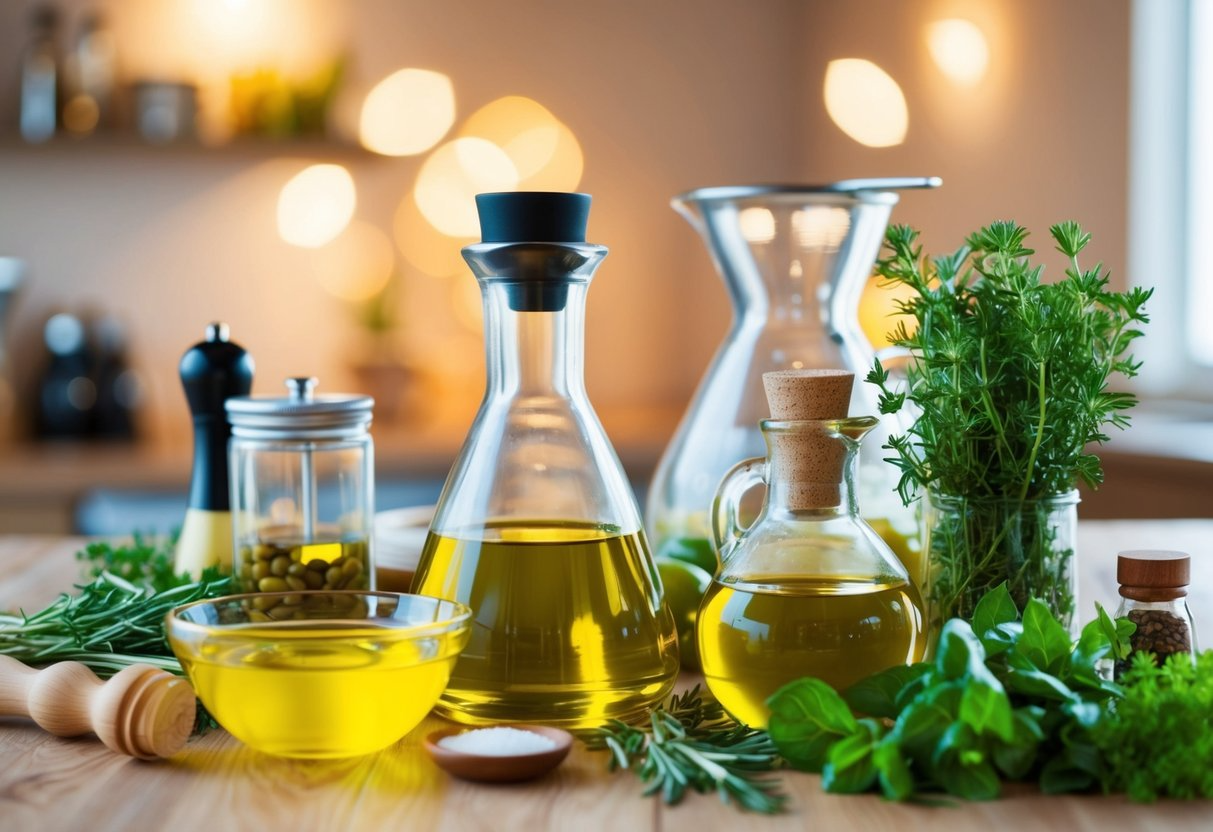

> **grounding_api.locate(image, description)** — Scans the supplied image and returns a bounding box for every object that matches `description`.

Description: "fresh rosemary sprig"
[586,686,787,814]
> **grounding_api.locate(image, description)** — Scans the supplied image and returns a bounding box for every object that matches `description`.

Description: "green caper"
[254,544,276,561]
[258,576,289,593]
[252,595,280,612]
[306,558,329,572]
[285,575,307,591]
[248,610,271,623]
[239,563,253,581]
[325,566,344,587]
[266,605,297,621]
[342,558,363,578]
[252,562,271,581]
[287,562,306,576]
[302,570,325,589]
[270,555,291,577]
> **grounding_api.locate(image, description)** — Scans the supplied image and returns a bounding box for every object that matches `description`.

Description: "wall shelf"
[0,132,379,161]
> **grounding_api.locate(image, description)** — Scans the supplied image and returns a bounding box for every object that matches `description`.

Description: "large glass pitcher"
[647,179,940,588]
[412,192,679,728]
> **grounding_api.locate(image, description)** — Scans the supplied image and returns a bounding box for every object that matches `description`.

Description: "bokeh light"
[738,207,776,244]
[859,277,918,348]
[414,137,519,237]
[823,59,909,148]
[793,206,851,250]
[277,163,356,248]
[460,96,583,190]
[450,273,484,334]
[308,220,396,302]
[927,19,990,87]
[360,68,456,156]
[393,192,473,277]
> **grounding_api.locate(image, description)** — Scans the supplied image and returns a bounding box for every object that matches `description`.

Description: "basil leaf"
[821,719,881,794]
[844,664,930,719]
[936,619,987,680]
[1004,666,1077,701]
[874,737,915,801]
[767,678,859,772]
[991,708,1044,779]
[971,582,1018,644]
[1012,599,1073,674]
[959,679,1014,742]
[890,686,959,763]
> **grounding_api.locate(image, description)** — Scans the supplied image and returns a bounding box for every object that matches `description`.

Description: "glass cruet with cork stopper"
[698,369,926,728]
[226,377,375,612]
[411,191,680,728]
[1114,550,1197,675]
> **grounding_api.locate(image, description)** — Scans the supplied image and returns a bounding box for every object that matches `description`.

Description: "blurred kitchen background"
[0,0,1208,534]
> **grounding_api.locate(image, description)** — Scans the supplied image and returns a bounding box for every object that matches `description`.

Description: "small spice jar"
[226,377,376,610]
[1114,550,1197,674]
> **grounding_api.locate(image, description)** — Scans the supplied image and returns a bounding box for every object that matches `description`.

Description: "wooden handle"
[0,655,196,759]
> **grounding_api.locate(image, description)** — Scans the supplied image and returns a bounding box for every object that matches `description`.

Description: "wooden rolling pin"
[0,655,196,759]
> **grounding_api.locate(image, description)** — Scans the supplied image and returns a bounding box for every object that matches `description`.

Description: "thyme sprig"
[586,686,787,814]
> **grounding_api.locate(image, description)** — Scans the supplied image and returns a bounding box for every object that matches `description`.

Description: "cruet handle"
[711,457,766,569]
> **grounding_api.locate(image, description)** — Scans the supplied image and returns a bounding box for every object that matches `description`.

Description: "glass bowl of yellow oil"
[167,591,471,758]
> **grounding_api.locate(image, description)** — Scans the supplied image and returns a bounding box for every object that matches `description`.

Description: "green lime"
[658,558,712,671]
[657,536,718,577]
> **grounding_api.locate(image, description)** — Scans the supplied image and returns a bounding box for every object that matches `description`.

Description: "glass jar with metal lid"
[226,377,375,610]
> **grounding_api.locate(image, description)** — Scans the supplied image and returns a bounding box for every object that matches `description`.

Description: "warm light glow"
[308,220,395,302]
[793,207,851,249]
[460,96,584,190]
[277,163,356,248]
[360,69,456,156]
[823,59,909,148]
[414,138,519,238]
[451,274,484,333]
[927,19,990,87]
[859,276,918,348]
[393,194,474,277]
[739,207,776,243]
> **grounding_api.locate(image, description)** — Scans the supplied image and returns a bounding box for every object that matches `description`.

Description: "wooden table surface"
[2,522,1211,832]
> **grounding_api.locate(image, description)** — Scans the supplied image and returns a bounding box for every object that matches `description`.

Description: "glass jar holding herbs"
[1115,550,1197,673]
[868,221,1152,634]
[227,377,375,616]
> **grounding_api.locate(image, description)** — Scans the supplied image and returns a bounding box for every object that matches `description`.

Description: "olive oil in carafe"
[698,577,925,727]
[412,520,680,728]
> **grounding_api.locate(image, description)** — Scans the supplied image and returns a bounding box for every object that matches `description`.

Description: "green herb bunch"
[867,221,1151,621]
[766,584,1135,801]
[1093,650,1213,801]
[588,686,786,814]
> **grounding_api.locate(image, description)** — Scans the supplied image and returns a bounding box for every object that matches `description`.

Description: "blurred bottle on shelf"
[89,314,141,440]
[20,4,62,143]
[35,312,94,439]
[62,11,117,137]
[0,259,25,446]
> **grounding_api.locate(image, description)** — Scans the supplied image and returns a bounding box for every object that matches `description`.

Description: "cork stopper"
[761,370,854,510]
[1118,550,1190,601]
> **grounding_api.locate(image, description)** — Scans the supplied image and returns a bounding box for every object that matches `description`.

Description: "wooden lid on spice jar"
[1117,550,1190,601]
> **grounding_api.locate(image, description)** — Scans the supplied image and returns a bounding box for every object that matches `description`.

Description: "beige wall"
[794,0,1130,286]
[0,0,1131,456]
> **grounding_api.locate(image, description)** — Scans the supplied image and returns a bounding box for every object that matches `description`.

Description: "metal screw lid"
[225,376,374,439]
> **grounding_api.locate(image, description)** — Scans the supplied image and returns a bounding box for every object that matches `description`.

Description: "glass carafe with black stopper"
[412,192,680,728]
[647,179,940,591]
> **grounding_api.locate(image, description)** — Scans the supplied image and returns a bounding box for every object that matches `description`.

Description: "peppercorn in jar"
[1114,550,1197,677]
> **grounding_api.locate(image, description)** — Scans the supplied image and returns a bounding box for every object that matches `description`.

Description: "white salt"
[437,727,558,756]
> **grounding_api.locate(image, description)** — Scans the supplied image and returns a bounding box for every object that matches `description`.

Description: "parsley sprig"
[587,686,787,813]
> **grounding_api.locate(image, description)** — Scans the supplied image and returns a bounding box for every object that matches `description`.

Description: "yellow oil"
[698,577,925,727]
[866,518,925,590]
[412,519,680,728]
[178,622,460,758]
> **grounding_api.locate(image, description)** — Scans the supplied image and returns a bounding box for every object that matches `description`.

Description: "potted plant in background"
[867,221,1151,633]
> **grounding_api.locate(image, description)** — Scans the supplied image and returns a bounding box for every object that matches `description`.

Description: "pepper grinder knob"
[0,655,196,759]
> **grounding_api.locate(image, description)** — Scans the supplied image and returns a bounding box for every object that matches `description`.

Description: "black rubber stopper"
[179,323,254,511]
[475,192,590,243]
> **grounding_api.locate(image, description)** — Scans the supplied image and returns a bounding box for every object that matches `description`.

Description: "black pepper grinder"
[175,322,253,576]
